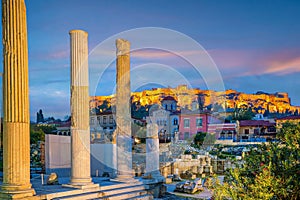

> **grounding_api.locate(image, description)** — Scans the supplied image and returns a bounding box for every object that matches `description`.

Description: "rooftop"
[276,115,300,121]
[239,120,275,127]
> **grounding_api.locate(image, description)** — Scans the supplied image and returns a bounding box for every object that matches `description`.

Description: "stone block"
[165,178,172,184]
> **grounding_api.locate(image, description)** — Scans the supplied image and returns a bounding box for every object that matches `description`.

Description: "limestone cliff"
[90,85,300,115]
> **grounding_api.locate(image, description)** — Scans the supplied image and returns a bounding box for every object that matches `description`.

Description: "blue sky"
[0,0,300,120]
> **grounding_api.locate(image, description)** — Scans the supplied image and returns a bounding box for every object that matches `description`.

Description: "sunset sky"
[0,0,300,120]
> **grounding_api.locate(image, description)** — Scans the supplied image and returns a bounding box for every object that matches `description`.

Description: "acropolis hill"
[90,85,300,115]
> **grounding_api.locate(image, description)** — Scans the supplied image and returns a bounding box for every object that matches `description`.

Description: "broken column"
[145,123,164,180]
[0,0,35,198]
[66,30,98,188]
[115,39,134,181]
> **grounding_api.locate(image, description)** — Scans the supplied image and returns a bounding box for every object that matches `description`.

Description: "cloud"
[48,50,69,59]
[29,49,69,61]
[209,48,300,77]
[264,56,300,75]
[132,50,173,58]
[131,49,207,59]
[30,86,70,121]
[209,49,257,69]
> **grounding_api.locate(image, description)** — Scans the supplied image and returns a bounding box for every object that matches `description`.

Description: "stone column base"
[0,188,35,199]
[110,175,139,183]
[62,183,99,190]
[143,172,165,183]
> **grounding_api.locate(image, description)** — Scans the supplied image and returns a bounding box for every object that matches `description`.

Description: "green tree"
[213,122,300,200]
[30,127,45,144]
[193,132,207,147]
[231,106,255,121]
[30,124,56,144]
[203,132,216,146]
[38,125,56,134]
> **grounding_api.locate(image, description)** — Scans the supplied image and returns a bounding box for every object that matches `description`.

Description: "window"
[268,126,276,132]
[173,118,178,125]
[184,119,190,128]
[244,129,249,134]
[109,116,113,124]
[103,116,107,124]
[90,118,95,125]
[165,105,168,110]
[184,132,190,139]
[196,117,203,127]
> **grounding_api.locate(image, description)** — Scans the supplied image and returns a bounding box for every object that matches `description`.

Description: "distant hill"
[90,85,300,117]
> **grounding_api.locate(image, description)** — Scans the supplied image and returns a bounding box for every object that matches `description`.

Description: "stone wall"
[160,154,236,178]
[45,134,71,177]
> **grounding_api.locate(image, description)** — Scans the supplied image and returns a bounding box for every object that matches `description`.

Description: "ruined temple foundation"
[112,39,135,182]
[0,0,36,198]
[63,30,98,189]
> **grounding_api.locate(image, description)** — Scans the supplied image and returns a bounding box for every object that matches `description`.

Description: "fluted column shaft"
[69,30,92,185]
[0,0,35,198]
[146,124,159,175]
[115,39,133,180]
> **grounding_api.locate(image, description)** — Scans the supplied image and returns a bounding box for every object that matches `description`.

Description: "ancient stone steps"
[100,183,136,191]
[53,190,147,200]
[52,183,152,200]
[99,190,148,200]
[100,185,146,197]
[128,194,154,200]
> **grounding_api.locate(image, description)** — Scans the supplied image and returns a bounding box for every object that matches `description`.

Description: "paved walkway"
[0,175,123,196]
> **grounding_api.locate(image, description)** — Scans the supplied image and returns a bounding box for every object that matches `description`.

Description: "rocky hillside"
[90,85,300,115]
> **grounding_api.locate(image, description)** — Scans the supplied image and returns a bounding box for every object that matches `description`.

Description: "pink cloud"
[132,50,173,58]
[48,50,69,59]
[209,49,259,69]
[131,49,207,59]
[209,48,300,77]
[264,57,300,75]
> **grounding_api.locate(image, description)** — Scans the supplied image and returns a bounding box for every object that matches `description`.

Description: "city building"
[178,110,221,140]
[146,96,180,142]
[90,111,116,141]
[207,123,237,140]
[236,120,276,141]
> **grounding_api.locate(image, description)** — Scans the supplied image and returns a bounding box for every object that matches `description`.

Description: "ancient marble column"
[145,124,164,181]
[0,0,35,198]
[66,30,97,188]
[115,39,134,181]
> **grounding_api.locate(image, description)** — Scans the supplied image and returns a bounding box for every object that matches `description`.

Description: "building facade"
[178,110,221,140]
[90,111,116,141]
[236,120,276,141]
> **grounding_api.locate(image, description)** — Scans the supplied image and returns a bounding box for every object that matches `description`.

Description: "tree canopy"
[229,106,255,121]
[30,124,56,144]
[213,122,300,200]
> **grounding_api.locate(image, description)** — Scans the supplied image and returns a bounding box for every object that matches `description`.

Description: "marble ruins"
[0,1,155,199]
[0,0,35,198]
[114,39,135,182]
[63,30,98,189]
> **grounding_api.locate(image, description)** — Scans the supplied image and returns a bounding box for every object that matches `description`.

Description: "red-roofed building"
[208,123,237,139]
[237,120,276,140]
